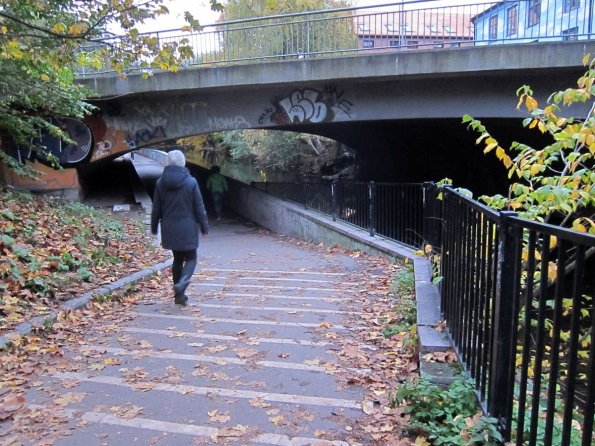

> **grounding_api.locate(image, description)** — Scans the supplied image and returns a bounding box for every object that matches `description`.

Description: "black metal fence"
[440,186,595,445]
[253,180,595,444]
[252,181,437,247]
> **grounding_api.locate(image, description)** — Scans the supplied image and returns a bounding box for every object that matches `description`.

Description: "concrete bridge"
[82,41,594,156]
[3,39,595,198]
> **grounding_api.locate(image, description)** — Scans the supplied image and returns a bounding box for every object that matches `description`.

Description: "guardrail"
[440,186,595,445]
[252,181,436,248]
[254,180,595,444]
[78,0,595,76]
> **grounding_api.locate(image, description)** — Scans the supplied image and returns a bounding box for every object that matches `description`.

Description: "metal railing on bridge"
[253,180,595,445]
[78,0,595,76]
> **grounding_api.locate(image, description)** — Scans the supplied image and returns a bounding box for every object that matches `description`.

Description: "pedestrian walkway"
[1,217,414,445]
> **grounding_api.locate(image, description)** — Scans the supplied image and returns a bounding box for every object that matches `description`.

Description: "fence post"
[488,210,518,439]
[226,24,231,62]
[306,17,311,55]
[368,181,376,237]
[423,182,438,248]
[331,181,337,221]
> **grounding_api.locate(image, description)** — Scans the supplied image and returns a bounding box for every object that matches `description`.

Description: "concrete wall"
[227,180,408,259]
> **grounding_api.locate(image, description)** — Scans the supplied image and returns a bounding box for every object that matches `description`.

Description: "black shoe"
[174,294,188,306]
[173,279,189,296]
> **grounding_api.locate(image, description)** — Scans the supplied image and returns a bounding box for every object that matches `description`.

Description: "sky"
[133,0,479,33]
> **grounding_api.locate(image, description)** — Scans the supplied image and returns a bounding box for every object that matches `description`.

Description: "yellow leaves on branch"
[482,137,498,154]
[478,135,514,169]
[51,21,88,36]
[68,23,89,36]
[525,95,539,112]
[530,164,542,176]
[577,126,595,147]
[466,54,595,226]
[51,22,67,33]
[495,147,513,169]
[572,217,595,234]
[516,88,538,112]
[2,40,24,59]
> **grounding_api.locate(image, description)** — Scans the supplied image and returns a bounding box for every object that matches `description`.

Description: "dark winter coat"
[151,166,209,251]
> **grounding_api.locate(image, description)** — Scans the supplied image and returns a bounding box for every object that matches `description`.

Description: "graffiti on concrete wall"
[37,118,93,166]
[125,125,167,149]
[89,102,248,161]
[84,88,353,162]
[88,107,170,161]
[124,111,168,149]
[207,116,250,132]
[259,86,354,125]
[87,115,127,162]
[6,117,93,167]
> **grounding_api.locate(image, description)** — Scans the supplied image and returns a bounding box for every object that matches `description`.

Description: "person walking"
[151,150,209,305]
[206,165,228,221]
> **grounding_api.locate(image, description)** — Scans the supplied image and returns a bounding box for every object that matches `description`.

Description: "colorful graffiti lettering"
[265,87,354,126]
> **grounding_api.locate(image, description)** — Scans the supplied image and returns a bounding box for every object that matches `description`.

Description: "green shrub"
[393,376,503,445]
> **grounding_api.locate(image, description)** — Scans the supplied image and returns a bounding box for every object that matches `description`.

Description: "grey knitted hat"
[167,150,186,167]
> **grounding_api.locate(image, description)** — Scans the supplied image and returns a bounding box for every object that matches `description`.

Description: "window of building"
[563,0,580,13]
[432,41,443,48]
[389,40,400,47]
[562,26,579,40]
[528,0,541,27]
[489,15,498,39]
[362,39,375,48]
[506,6,518,36]
[358,23,370,33]
[406,40,418,49]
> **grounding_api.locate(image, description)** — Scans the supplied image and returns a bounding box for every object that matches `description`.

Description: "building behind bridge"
[355,0,594,51]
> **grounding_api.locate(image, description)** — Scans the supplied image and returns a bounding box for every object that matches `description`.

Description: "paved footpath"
[3,217,407,445]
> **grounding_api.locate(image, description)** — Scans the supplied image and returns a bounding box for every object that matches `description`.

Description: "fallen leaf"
[54,392,86,406]
[249,398,271,408]
[270,415,284,425]
[208,409,231,423]
[0,395,25,420]
[110,404,143,419]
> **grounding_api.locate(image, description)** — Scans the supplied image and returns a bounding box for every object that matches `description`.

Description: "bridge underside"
[2,42,593,196]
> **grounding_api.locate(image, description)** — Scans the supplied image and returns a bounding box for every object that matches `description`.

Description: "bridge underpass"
[2,40,594,199]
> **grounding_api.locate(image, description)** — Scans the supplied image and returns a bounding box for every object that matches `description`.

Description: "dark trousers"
[211,191,224,219]
[172,249,197,297]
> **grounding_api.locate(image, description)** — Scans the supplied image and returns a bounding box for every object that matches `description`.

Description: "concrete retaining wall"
[228,182,400,258]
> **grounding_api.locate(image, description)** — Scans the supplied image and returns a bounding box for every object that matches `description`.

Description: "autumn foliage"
[0,188,168,333]
[463,53,595,231]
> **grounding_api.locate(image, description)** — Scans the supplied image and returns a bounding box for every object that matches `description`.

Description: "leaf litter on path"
[0,231,421,444]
